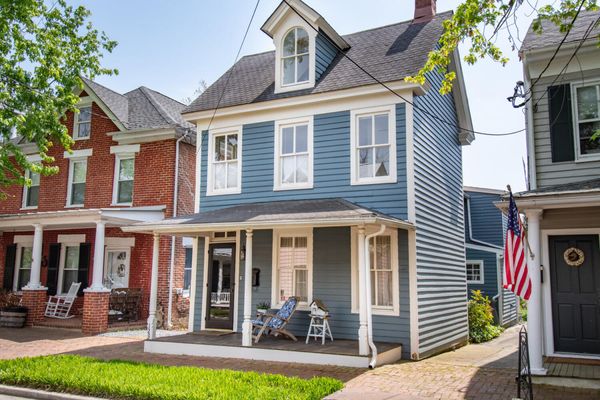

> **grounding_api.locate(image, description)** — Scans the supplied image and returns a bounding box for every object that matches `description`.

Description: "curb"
[0,385,105,400]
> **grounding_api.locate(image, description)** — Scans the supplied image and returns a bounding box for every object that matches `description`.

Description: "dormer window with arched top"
[282,27,309,86]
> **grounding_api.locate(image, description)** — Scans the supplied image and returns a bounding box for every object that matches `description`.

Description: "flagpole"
[507,185,535,260]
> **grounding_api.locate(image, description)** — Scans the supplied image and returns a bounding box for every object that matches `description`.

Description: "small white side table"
[306,314,333,345]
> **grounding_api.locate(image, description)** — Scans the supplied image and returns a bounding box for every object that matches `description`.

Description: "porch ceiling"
[122,198,414,235]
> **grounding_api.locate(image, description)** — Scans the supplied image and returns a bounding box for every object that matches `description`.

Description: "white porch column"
[88,221,106,291]
[148,233,160,340]
[26,224,44,289]
[242,229,253,347]
[357,226,368,355]
[525,209,546,375]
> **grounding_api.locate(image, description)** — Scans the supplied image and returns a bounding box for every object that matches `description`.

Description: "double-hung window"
[22,170,40,209]
[573,82,600,157]
[67,159,87,206]
[61,245,80,293]
[282,27,309,86]
[73,105,91,140]
[275,118,312,189]
[466,261,484,284]
[16,246,33,290]
[208,128,241,195]
[273,229,313,307]
[114,156,134,205]
[351,106,397,185]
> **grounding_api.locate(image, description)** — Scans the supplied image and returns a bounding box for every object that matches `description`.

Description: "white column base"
[358,325,369,355]
[242,319,253,347]
[530,367,548,376]
[83,287,111,293]
[147,315,157,340]
[22,284,47,291]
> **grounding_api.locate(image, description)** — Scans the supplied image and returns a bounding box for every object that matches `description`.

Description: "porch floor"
[544,357,600,380]
[35,317,146,332]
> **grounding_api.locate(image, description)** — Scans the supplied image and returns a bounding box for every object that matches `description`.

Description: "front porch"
[145,332,402,368]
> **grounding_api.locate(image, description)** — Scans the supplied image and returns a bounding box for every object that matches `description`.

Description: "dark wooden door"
[549,235,600,354]
[205,243,236,330]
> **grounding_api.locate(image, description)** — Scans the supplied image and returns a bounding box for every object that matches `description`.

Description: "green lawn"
[0,355,343,400]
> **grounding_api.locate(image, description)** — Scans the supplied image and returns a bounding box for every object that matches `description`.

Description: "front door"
[205,243,236,330]
[549,235,600,354]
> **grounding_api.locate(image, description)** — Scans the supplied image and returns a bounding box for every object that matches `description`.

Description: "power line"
[280,0,525,137]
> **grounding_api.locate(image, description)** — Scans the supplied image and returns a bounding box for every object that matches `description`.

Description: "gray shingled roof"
[183,11,453,114]
[515,178,600,197]
[521,9,600,52]
[81,78,195,138]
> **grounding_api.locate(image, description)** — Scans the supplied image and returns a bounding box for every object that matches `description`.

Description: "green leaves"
[0,0,116,197]
[468,290,503,343]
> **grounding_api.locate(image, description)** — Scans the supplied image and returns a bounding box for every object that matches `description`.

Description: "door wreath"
[563,247,585,267]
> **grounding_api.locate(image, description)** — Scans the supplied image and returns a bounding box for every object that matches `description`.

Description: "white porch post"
[242,229,253,347]
[357,226,368,355]
[88,221,106,291]
[26,223,44,289]
[148,233,160,340]
[525,209,546,375]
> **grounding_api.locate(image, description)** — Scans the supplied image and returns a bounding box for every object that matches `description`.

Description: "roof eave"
[449,47,475,145]
[78,79,128,132]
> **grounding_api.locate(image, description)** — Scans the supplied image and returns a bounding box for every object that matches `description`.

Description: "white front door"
[104,249,130,289]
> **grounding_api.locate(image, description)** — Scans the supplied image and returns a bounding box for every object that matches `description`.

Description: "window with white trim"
[114,155,134,205]
[16,246,33,290]
[61,245,80,293]
[208,129,241,195]
[282,27,309,86]
[67,159,87,206]
[22,170,40,208]
[273,230,312,307]
[275,119,312,189]
[466,260,484,284]
[73,105,91,140]
[574,82,600,157]
[351,106,396,185]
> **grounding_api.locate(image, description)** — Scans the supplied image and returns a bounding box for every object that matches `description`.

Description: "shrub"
[0,290,24,311]
[520,298,528,322]
[468,290,503,343]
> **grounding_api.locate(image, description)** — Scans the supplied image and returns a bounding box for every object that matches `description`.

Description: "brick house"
[0,78,196,334]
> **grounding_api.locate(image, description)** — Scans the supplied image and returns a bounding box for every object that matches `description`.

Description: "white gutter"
[364,224,386,368]
[466,197,503,250]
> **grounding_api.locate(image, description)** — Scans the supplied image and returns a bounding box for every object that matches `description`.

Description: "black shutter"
[3,244,17,290]
[77,243,91,295]
[548,84,575,162]
[47,243,61,296]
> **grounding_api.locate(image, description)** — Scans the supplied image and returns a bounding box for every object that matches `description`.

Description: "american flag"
[503,191,531,300]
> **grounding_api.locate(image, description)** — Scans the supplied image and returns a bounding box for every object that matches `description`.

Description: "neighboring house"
[0,78,196,333]
[126,0,474,367]
[464,186,517,327]
[510,10,600,375]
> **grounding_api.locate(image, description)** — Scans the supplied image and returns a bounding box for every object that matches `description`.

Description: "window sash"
[116,157,134,204]
[369,236,393,308]
[211,132,239,192]
[68,160,87,205]
[75,106,91,139]
[24,170,40,208]
[575,84,600,156]
[282,27,309,85]
[17,246,33,289]
[277,235,309,304]
[466,262,482,283]
[278,124,310,186]
[355,113,391,180]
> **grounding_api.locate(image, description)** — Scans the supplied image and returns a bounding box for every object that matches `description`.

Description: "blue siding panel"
[316,32,338,81]
[466,248,498,297]
[466,191,504,247]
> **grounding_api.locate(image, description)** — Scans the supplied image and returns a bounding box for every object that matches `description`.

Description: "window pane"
[227,161,238,188]
[119,158,134,181]
[73,161,87,183]
[375,147,390,177]
[359,148,373,178]
[296,28,309,54]
[21,247,33,269]
[282,156,295,184]
[577,86,599,120]
[79,106,91,122]
[296,54,309,82]
[374,114,389,144]
[227,134,238,160]
[78,122,90,138]
[71,182,85,205]
[282,127,294,154]
[283,30,295,56]
[377,271,393,306]
[17,269,30,290]
[214,163,226,189]
[283,58,295,85]
[296,154,308,183]
[358,116,372,146]
[579,121,600,155]
[65,246,80,270]
[294,269,308,302]
[278,237,294,302]
[118,180,133,203]
[30,172,40,186]
[27,186,39,207]
[62,270,79,293]
[295,125,308,153]
[214,135,225,161]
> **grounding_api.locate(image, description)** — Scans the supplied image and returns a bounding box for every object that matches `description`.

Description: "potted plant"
[256,301,270,314]
[0,290,28,328]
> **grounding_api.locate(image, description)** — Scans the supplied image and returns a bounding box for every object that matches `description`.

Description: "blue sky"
[74,0,549,192]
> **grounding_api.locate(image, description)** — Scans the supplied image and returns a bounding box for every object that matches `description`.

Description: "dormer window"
[282,27,309,86]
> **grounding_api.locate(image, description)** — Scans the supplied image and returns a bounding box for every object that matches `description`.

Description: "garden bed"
[0,355,343,400]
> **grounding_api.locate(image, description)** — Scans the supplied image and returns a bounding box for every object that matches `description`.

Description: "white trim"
[407,229,419,359]
[273,17,316,94]
[571,79,600,162]
[105,237,135,247]
[112,154,135,206]
[466,260,484,284]
[21,169,39,210]
[188,237,200,332]
[65,158,87,207]
[273,116,314,190]
[271,227,313,309]
[200,235,211,331]
[463,186,505,195]
[405,94,416,223]
[350,105,397,186]
[108,128,178,145]
[26,154,42,163]
[63,149,93,159]
[206,126,242,196]
[57,234,86,243]
[350,226,400,316]
[465,243,503,255]
[103,247,131,289]
[233,230,241,332]
[13,235,34,245]
[72,101,92,141]
[110,144,140,155]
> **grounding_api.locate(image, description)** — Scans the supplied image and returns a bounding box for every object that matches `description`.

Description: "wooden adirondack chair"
[251,296,299,343]
[45,282,81,319]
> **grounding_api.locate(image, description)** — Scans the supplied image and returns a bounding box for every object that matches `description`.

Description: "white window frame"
[350,226,400,316]
[103,247,131,289]
[350,105,397,185]
[273,116,314,190]
[66,158,87,207]
[572,80,600,162]
[466,260,484,284]
[281,27,310,87]
[73,100,92,140]
[56,234,85,295]
[12,235,34,292]
[21,169,40,210]
[271,228,313,310]
[206,126,242,196]
[273,18,316,94]
[112,154,136,206]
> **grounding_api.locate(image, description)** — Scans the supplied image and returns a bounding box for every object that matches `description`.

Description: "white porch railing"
[211,292,230,305]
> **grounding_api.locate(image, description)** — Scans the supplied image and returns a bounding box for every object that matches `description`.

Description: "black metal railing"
[517,325,534,400]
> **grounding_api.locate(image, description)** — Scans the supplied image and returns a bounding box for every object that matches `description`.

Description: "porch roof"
[122,198,413,234]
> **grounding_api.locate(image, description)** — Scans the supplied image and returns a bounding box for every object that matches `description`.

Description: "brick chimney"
[414,0,436,21]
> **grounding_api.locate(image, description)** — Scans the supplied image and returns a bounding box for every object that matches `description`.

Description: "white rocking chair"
[45,282,81,319]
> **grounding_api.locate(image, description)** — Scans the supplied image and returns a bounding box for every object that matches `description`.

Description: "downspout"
[167,128,191,328]
[364,224,386,368]
[466,197,503,249]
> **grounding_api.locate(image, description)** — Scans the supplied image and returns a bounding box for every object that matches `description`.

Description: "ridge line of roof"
[138,86,177,125]
[81,77,127,99]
